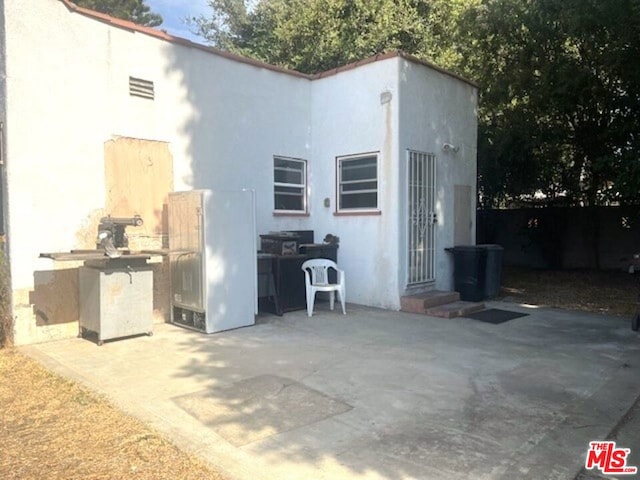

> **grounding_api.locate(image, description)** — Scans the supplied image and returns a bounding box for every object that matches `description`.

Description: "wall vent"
[129,76,155,100]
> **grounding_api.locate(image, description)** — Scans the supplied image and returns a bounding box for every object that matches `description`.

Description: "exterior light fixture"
[442,143,459,153]
[380,90,392,105]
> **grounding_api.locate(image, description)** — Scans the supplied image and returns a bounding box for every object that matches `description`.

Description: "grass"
[500,266,639,318]
[0,348,225,480]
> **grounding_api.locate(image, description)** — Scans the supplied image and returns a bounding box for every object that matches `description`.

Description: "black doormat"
[464,308,529,324]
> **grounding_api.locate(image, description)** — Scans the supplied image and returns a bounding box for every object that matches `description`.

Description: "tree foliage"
[191,0,476,73]
[192,0,640,207]
[73,0,163,27]
[466,0,640,207]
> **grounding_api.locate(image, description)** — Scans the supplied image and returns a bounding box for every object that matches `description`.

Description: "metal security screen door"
[407,151,436,285]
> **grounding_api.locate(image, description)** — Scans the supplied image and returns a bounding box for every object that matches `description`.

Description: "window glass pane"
[338,154,378,210]
[341,156,376,182]
[274,190,304,211]
[275,158,303,185]
[274,157,306,211]
[275,186,303,196]
[273,165,303,185]
[342,181,377,193]
[275,186,304,211]
[340,192,377,209]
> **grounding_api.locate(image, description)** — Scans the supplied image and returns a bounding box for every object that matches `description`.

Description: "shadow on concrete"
[165,302,640,479]
[156,38,640,480]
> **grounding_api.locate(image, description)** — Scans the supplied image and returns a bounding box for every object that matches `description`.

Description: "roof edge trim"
[398,52,478,89]
[311,50,478,88]
[58,0,311,80]
[58,1,478,88]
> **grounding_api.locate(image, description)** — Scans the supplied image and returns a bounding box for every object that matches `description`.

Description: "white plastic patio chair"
[301,259,346,317]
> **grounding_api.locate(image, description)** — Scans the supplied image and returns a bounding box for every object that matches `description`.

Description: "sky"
[145,0,211,42]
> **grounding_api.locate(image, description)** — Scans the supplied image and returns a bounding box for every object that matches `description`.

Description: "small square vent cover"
[129,76,154,100]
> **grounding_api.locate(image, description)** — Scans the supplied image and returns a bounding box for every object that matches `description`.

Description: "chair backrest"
[301,258,338,285]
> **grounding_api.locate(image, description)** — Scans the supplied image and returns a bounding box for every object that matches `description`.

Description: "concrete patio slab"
[22,302,640,480]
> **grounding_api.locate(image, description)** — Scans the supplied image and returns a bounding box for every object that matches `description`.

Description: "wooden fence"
[477,206,640,270]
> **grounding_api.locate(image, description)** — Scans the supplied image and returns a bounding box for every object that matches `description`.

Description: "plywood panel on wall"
[104,137,173,242]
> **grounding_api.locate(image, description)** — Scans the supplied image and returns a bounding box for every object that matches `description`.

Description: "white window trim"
[273,156,308,214]
[336,152,380,213]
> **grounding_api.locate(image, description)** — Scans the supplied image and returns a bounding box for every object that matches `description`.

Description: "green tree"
[191,0,473,74]
[461,0,640,207]
[73,0,163,27]
[192,0,640,207]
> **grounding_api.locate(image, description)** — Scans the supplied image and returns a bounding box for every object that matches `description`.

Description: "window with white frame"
[274,156,307,212]
[337,153,378,211]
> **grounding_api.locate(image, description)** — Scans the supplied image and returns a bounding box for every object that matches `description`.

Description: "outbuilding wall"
[310,60,401,309]
[3,0,477,344]
[4,0,311,343]
[398,58,478,293]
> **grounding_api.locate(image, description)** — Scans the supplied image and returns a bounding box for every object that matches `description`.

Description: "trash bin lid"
[476,244,504,250]
[446,245,485,252]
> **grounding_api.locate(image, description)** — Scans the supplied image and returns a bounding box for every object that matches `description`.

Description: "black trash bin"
[446,246,486,302]
[478,244,504,299]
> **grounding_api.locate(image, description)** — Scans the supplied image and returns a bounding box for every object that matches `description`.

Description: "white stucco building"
[0,0,478,344]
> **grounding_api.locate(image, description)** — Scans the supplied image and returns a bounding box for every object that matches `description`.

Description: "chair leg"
[329,291,335,311]
[339,288,346,314]
[306,289,315,317]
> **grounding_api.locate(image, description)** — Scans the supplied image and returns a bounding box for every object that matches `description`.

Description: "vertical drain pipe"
[0,1,7,239]
[0,2,14,347]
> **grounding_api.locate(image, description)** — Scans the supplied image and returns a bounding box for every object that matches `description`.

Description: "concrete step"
[400,291,461,314]
[426,301,485,319]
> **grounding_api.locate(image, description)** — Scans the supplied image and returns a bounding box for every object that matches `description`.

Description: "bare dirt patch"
[0,348,225,480]
[500,267,639,317]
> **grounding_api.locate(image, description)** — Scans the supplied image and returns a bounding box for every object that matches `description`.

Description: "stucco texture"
[3,0,477,343]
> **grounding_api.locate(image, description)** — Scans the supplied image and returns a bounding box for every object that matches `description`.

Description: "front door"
[407,150,436,286]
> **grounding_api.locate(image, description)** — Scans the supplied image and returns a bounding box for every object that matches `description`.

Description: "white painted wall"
[3,0,477,343]
[398,58,478,293]
[4,0,310,343]
[102,26,312,227]
[310,59,401,310]
[6,0,108,278]
[5,0,111,345]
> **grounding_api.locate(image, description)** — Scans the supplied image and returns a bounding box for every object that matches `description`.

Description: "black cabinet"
[273,255,308,313]
[298,244,338,262]
[257,253,281,315]
[257,247,341,315]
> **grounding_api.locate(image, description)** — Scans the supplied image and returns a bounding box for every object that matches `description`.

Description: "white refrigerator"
[168,189,257,333]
